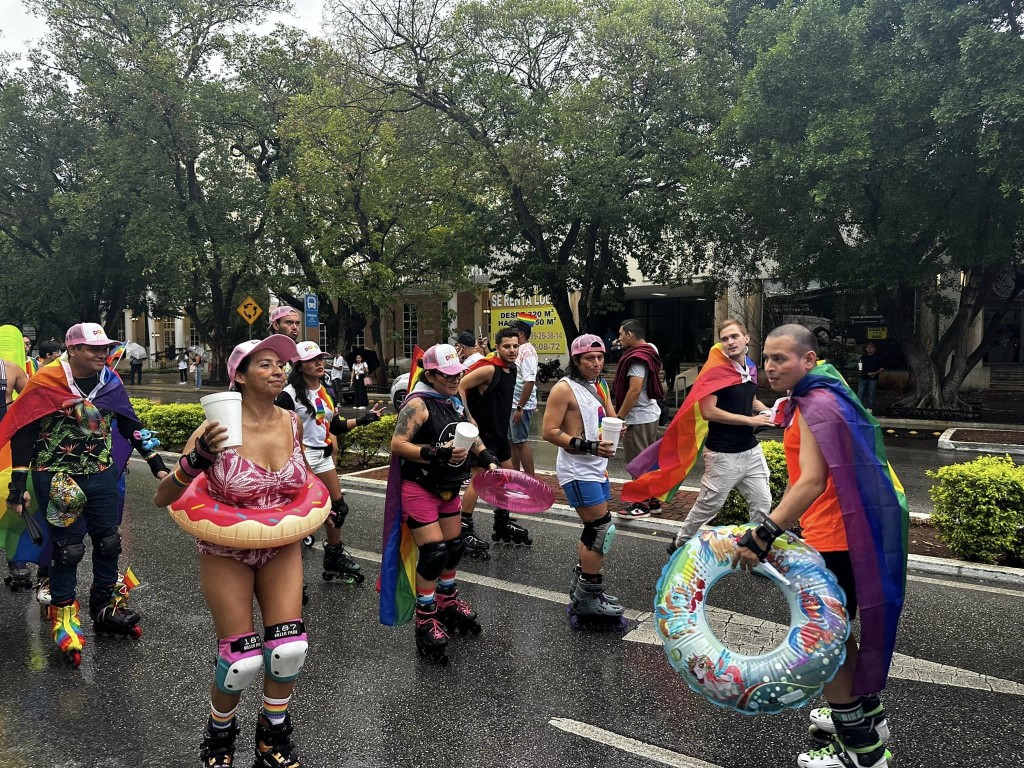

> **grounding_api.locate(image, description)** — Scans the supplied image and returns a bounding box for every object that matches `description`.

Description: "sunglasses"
[429,370,463,383]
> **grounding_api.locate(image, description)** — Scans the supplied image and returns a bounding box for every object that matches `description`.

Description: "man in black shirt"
[857,342,886,413]
[668,319,773,553]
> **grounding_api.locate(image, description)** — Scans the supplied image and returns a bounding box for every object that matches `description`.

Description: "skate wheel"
[323,572,334,581]
[69,651,82,667]
[302,535,315,548]
[491,533,501,542]
[129,625,142,640]
[353,573,366,585]
[469,624,482,637]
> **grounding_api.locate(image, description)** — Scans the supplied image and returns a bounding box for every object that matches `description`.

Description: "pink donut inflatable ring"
[168,474,331,549]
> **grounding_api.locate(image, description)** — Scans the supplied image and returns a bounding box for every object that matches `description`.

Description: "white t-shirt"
[282,384,332,448]
[514,342,538,410]
[464,352,484,367]
[624,359,661,426]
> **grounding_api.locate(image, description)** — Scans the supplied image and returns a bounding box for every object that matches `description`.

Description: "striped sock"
[437,574,456,592]
[416,588,435,607]
[209,702,238,730]
[261,695,290,726]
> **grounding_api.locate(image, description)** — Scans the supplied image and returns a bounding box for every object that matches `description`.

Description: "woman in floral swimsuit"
[154,335,309,768]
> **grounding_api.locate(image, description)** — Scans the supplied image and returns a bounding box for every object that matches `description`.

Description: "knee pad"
[444,536,465,570]
[53,536,86,567]
[215,632,263,695]
[416,540,448,582]
[92,527,122,558]
[329,496,349,528]
[580,513,616,555]
[263,621,308,683]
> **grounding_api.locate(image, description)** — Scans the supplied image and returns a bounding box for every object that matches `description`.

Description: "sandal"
[617,503,650,519]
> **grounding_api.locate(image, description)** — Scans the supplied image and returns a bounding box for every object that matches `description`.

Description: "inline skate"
[460,516,491,561]
[36,573,51,606]
[808,705,890,743]
[49,600,85,667]
[90,583,142,639]
[567,577,628,632]
[322,542,365,584]
[199,718,239,768]
[414,602,450,665]
[4,560,32,592]
[492,508,532,545]
[435,585,482,637]
[253,713,301,768]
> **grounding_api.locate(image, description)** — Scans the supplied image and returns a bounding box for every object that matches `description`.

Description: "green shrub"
[928,455,1024,564]
[147,403,207,451]
[336,415,397,466]
[709,440,788,526]
[129,397,155,428]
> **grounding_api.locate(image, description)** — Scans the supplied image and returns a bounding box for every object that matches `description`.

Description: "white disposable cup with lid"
[200,392,243,448]
[600,417,624,451]
[451,422,479,464]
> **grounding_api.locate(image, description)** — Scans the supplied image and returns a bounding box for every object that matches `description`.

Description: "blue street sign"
[304,293,319,328]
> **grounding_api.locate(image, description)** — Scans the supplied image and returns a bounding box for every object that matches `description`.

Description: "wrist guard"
[420,445,454,464]
[476,449,498,469]
[754,518,784,548]
[179,436,216,478]
[145,453,169,478]
[355,412,380,427]
[737,529,769,561]
[569,437,600,456]
[7,470,28,507]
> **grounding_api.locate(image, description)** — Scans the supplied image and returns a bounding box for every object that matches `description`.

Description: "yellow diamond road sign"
[237,296,263,326]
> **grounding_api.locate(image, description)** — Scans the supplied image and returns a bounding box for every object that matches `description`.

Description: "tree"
[715,0,1024,409]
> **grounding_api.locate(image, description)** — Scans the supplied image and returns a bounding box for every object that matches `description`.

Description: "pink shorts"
[401,480,461,526]
[196,539,283,569]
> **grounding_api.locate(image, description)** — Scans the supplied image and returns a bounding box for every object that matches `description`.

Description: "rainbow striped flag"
[789,362,909,695]
[406,345,425,394]
[623,344,753,503]
[25,357,39,377]
[515,312,537,326]
[106,342,127,369]
[121,566,141,591]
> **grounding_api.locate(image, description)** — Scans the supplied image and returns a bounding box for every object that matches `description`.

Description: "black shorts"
[480,432,512,464]
[822,550,858,621]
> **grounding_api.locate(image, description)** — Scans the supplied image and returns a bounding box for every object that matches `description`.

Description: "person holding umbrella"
[351,354,370,409]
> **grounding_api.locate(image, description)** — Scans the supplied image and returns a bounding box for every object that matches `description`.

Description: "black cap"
[456,331,476,346]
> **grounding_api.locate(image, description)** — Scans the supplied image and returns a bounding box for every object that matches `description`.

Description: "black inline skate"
[491,508,532,545]
[414,602,450,665]
[253,713,301,768]
[322,542,365,584]
[199,718,239,768]
[90,585,142,640]
[4,560,32,592]
[567,577,629,632]
[435,584,482,637]
[460,515,491,561]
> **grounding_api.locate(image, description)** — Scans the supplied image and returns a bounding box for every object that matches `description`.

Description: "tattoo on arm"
[394,401,423,439]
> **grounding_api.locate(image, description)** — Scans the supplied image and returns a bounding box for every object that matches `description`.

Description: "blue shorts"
[508,408,534,443]
[562,479,611,509]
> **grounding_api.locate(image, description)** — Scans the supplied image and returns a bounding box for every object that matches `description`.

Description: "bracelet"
[170,468,191,488]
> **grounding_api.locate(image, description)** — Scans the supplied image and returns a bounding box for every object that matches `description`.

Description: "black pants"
[129,363,143,384]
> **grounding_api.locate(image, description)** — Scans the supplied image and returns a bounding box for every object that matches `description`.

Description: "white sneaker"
[797,738,890,768]
[35,577,51,606]
[809,708,890,744]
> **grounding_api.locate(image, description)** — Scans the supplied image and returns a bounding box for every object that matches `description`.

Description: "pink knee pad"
[215,632,263,694]
[263,620,308,682]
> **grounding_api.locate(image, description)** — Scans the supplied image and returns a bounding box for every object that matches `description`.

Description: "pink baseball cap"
[227,336,298,388]
[571,334,605,356]
[294,341,327,362]
[66,322,118,347]
[422,344,466,375]
[269,305,300,325]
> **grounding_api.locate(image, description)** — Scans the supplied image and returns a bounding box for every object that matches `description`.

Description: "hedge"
[928,455,1024,564]
[335,415,398,466]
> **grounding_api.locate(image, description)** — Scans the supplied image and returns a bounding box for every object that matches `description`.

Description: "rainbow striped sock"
[209,702,238,730]
[261,695,290,726]
[416,588,435,607]
[437,575,456,591]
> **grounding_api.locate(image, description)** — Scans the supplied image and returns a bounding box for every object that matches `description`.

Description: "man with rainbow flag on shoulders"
[732,324,908,768]
[0,322,170,666]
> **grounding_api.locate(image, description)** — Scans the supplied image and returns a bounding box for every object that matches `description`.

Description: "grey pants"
[674,444,771,544]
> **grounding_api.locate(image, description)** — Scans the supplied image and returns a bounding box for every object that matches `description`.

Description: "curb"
[937,427,1024,456]
[337,471,1024,588]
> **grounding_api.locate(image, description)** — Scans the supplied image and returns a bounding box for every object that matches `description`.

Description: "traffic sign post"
[237,296,263,339]
[304,293,319,329]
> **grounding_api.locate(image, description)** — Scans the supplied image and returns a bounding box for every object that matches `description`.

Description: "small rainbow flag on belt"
[515,312,537,326]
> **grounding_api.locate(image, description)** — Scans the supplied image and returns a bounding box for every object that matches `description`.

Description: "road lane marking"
[906,574,1024,598]
[548,719,726,768]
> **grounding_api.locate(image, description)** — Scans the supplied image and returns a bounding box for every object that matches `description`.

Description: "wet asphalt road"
[0,464,1021,768]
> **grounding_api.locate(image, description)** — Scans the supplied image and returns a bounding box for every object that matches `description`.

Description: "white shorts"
[303,446,336,475]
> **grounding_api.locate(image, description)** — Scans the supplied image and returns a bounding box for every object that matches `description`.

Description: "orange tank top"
[783,405,848,552]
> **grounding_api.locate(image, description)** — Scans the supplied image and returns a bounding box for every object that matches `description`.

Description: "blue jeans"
[34,467,122,607]
[857,377,878,409]
[194,366,203,388]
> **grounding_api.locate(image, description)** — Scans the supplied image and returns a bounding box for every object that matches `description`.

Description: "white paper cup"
[451,422,479,465]
[601,417,624,451]
[200,392,243,448]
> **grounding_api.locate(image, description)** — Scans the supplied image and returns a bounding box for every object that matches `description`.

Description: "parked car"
[390,373,410,411]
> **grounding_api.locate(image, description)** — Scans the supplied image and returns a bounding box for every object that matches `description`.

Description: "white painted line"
[548,718,726,768]
[907,574,1024,599]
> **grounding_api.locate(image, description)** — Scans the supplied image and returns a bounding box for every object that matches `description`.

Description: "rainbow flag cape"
[0,362,139,564]
[788,362,909,695]
[25,357,39,377]
[623,344,754,503]
[378,352,428,626]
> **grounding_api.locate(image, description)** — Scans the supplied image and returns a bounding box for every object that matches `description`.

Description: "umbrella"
[125,341,148,361]
[344,347,381,373]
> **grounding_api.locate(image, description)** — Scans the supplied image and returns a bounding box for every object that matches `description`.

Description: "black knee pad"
[581,512,614,554]
[416,541,449,581]
[329,496,349,527]
[444,536,465,570]
[53,536,86,567]
[93,527,122,558]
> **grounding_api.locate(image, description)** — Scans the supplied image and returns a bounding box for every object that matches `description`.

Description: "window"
[190,323,203,348]
[352,328,365,347]
[319,323,328,350]
[113,314,126,342]
[403,303,418,358]
[162,324,175,356]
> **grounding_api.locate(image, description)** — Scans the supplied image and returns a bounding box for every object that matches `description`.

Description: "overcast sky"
[1,0,327,58]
